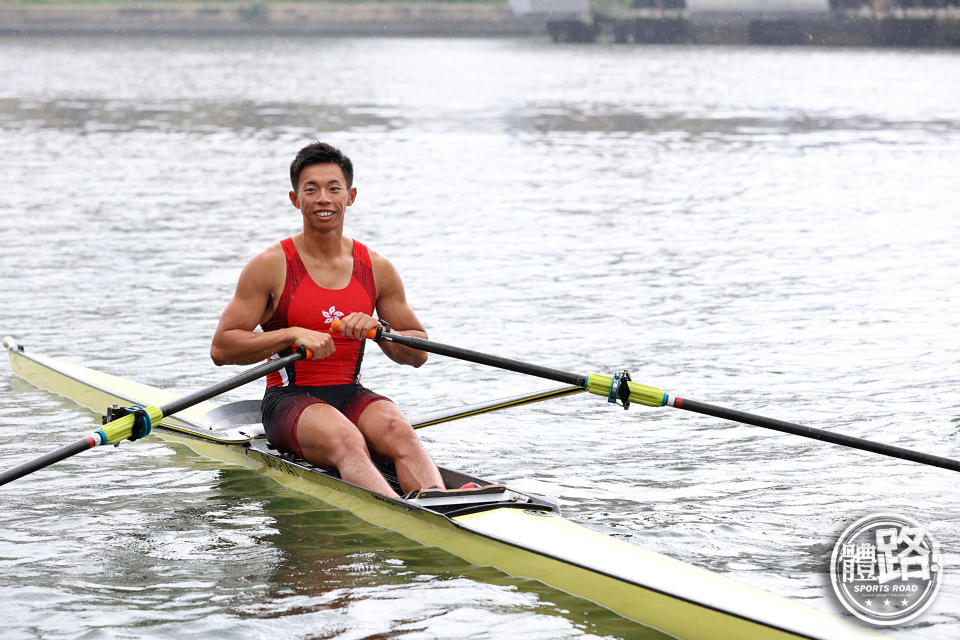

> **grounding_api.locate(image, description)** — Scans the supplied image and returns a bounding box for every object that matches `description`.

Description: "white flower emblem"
[322,306,345,324]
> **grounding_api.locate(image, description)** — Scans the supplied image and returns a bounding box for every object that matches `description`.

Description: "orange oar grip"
[330,319,378,340]
[291,345,314,359]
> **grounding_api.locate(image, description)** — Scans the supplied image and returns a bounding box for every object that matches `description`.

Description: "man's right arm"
[210,249,334,366]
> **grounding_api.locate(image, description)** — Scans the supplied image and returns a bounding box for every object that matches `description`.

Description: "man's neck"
[297,228,349,260]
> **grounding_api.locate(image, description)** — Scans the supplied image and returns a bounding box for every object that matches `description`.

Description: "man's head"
[290,142,354,191]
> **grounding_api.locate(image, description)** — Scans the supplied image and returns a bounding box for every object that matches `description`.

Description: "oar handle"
[330,319,380,341]
[298,346,314,359]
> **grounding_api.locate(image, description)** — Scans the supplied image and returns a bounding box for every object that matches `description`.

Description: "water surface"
[1,35,958,639]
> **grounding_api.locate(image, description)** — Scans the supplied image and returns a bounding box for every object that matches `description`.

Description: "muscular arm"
[210,247,334,366]
[368,251,428,367]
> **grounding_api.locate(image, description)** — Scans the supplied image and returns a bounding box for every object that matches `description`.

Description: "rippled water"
[1,35,959,639]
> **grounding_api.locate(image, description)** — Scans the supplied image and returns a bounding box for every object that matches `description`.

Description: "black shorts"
[261,384,392,458]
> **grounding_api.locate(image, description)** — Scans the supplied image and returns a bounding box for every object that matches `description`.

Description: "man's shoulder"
[241,241,287,278]
[363,246,404,295]
[347,237,382,264]
[255,241,287,263]
[361,244,393,271]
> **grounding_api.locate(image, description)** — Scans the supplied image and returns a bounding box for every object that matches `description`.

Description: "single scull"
[2,337,886,640]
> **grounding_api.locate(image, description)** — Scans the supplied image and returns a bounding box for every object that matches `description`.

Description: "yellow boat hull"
[4,339,887,640]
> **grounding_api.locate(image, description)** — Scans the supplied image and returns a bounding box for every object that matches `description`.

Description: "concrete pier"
[0,2,958,46]
[546,5,960,46]
[590,7,960,46]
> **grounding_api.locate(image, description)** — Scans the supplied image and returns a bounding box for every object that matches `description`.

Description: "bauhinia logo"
[322,306,344,324]
[830,513,942,626]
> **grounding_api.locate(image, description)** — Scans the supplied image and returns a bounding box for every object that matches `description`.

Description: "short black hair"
[290,142,354,191]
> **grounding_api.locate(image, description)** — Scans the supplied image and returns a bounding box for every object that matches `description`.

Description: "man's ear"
[289,190,299,208]
[347,187,357,207]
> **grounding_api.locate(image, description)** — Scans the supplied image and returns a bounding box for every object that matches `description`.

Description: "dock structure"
[0,0,957,45]
[511,0,960,46]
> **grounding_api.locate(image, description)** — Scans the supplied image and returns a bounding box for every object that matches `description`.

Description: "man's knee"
[373,416,421,458]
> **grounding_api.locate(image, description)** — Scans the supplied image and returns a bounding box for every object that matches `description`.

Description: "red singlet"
[261,237,378,387]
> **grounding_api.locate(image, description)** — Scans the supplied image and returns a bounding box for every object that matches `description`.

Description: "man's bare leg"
[357,401,445,493]
[295,403,400,498]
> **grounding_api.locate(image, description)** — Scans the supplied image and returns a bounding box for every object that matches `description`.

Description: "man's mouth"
[314,211,334,218]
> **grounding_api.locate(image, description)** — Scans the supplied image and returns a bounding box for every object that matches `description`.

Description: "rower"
[209,141,445,498]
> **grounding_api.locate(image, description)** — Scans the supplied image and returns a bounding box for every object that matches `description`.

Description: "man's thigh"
[296,402,370,468]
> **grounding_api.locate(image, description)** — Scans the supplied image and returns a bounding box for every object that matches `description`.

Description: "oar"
[0,347,311,486]
[335,321,960,473]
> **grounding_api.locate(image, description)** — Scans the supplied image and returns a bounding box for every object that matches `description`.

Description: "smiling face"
[289,162,357,232]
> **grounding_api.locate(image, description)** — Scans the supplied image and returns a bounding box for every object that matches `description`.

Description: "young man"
[210,142,444,498]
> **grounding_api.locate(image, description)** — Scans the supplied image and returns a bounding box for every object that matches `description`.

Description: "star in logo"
[830,513,942,625]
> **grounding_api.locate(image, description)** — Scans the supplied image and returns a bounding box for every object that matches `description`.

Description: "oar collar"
[608,369,632,410]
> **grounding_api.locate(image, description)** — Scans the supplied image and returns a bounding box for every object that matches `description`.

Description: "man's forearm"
[380,328,429,367]
[211,328,296,366]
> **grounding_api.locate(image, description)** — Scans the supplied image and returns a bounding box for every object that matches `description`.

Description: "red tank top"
[262,237,378,387]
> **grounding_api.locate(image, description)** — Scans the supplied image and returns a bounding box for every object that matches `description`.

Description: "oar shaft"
[0,437,96,486]
[160,354,303,416]
[377,332,671,407]
[675,397,960,473]
[381,333,586,387]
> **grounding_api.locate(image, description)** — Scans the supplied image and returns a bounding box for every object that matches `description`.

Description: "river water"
[1,34,958,639]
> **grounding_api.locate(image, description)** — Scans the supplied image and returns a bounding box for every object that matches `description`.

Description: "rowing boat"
[3,337,886,640]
